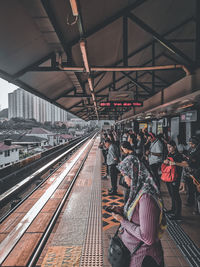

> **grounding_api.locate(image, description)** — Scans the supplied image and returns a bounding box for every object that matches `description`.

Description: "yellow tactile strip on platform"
[102,189,124,231]
[41,246,82,267]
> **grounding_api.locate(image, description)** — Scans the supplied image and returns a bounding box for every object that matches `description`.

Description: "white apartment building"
[33,95,40,122]
[8,88,69,123]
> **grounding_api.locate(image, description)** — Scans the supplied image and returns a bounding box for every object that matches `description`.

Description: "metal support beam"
[113,72,116,90]
[123,16,128,66]
[59,94,108,98]
[54,17,193,101]
[196,0,200,67]
[13,52,56,79]
[152,41,155,93]
[128,12,194,67]
[94,72,106,89]
[41,0,85,95]
[121,71,152,94]
[169,38,196,43]
[135,71,138,100]
[67,0,147,47]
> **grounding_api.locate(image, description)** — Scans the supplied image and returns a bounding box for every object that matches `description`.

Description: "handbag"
[108,226,143,267]
[161,157,178,182]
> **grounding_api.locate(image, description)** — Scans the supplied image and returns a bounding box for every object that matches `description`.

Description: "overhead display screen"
[99,101,143,107]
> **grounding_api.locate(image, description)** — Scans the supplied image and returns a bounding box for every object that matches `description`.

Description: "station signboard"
[139,123,148,130]
[99,101,143,107]
[180,110,197,122]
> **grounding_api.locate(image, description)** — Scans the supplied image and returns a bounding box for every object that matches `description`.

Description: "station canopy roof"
[0,0,197,121]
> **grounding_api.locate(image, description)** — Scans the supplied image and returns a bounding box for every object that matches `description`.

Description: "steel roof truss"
[128,12,194,68]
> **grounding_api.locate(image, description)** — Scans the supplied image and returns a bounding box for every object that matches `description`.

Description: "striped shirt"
[120,193,164,267]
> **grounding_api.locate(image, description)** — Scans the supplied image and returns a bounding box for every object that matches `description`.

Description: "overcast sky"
[0,78,18,110]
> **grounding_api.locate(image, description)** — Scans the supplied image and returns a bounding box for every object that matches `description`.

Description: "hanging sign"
[99,101,143,107]
[180,110,197,122]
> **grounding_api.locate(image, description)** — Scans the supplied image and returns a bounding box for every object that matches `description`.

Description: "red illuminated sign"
[99,101,143,107]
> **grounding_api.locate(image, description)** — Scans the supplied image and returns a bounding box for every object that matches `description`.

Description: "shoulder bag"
[161,157,178,182]
[108,225,143,267]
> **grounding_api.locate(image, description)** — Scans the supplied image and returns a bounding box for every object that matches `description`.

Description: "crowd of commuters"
[100,127,200,267]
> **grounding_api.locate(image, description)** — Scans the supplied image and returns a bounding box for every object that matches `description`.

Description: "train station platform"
[38,136,200,267]
[1,136,200,266]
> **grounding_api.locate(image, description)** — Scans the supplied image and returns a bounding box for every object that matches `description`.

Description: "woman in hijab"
[112,156,166,267]
[120,141,135,203]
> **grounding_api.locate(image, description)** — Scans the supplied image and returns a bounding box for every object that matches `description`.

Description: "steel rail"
[0,136,82,192]
[0,133,97,265]
[0,135,91,204]
[0,134,92,224]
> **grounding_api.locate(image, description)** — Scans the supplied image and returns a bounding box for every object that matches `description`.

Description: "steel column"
[123,16,128,66]
[152,41,155,93]
[135,71,138,100]
[113,72,116,90]
[196,0,200,67]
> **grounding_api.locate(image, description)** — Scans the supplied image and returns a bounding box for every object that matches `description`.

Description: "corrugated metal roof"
[0,0,197,120]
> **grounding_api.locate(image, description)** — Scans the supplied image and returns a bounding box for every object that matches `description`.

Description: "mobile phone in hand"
[105,206,122,215]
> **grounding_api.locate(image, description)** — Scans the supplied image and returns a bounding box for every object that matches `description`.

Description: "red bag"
[161,157,178,182]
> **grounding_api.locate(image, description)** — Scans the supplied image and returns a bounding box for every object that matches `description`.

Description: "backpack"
[161,157,178,182]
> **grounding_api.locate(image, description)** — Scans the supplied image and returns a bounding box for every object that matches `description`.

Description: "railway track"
[0,133,97,266]
[0,135,91,195]
[0,133,96,221]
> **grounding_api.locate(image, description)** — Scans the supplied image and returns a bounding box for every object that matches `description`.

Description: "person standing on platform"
[135,133,145,159]
[163,140,186,220]
[113,156,165,267]
[122,130,129,142]
[104,138,119,195]
[180,136,200,214]
[119,141,135,203]
[147,133,163,188]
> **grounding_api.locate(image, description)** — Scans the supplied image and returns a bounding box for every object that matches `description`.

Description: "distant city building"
[8,88,69,123]
[0,141,21,169]
[27,127,57,146]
